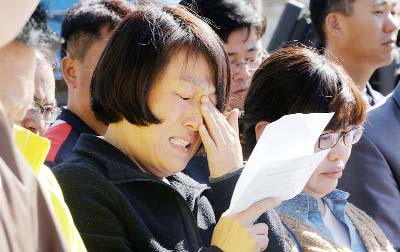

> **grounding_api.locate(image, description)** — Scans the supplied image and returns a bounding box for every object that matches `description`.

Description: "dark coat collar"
[73,134,206,190]
[60,107,97,135]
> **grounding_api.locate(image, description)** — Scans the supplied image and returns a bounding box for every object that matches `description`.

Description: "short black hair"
[242,44,366,158]
[179,0,266,43]
[61,0,132,59]
[16,3,60,52]
[91,4,230,126]
[310,0,354,45]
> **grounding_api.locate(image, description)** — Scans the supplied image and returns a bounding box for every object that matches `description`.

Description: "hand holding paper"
[226,113,334,215]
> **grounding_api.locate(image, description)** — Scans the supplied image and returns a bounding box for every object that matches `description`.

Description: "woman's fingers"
[199,95,243,178]
[226,108,240,135]
[251,223,269,236]
[199,124,216,152]
[254,234,269,252]
[200,96,225,145]
[234,198,282,225]
[250,223,269,251]
[212,216,271,252]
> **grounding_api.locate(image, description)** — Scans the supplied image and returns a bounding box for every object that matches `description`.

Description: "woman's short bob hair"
[91,4,230,125]
[242,45,367,158]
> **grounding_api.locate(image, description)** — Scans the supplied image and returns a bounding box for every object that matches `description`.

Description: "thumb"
[235,197,281,225]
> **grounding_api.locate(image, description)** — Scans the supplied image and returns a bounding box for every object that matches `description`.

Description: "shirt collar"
[60,107,97,135]
[277,189,349,221]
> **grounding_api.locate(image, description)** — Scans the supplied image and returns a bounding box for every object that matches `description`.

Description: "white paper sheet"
[226,113,334,215]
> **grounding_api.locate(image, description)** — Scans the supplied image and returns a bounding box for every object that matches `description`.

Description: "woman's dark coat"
[54,134,288,252]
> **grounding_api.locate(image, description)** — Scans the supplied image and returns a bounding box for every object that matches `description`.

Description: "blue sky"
[46,0,180,35]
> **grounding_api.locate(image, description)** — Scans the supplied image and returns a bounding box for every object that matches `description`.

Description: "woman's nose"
[184,104,204,132]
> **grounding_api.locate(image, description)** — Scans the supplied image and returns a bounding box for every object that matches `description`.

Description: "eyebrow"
[227,46,259,57]
[374,0,390,7]
[34,96,56,106]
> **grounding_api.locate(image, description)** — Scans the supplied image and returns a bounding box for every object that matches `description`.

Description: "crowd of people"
[1,0,399,251]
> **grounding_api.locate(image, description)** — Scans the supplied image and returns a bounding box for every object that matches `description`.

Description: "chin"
[377,53,395,68]
[169,160,190,175]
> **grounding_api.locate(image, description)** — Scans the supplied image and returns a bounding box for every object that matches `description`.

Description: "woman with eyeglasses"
[242,45,395,252]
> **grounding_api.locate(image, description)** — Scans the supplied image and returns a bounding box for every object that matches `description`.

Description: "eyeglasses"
[318,126,364,150]
[25,102,61,124]
[229,50,267,75]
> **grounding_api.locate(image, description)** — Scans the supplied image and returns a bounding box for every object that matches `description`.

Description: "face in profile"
[338,0,398,68]
[74,28,112,111]
[20,60,57,135]
[303,125,363,198]
[255,123,362,198]
[0,41,36,128]
[225,27,264,111]
[63,25,112,135]
[118,50,217,178]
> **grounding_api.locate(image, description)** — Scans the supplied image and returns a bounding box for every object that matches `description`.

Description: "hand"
[211,198,281,252]
[199,96,243,178]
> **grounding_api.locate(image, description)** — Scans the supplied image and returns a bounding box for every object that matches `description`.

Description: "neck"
[325,44,375,91]
[66,102,107,135]
[317,198,326,216]
[104,121,158,178]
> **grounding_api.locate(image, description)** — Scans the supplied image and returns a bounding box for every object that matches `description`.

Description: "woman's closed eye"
[177,93,192,101]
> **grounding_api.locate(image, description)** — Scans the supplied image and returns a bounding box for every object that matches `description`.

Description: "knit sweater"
[279,203,395,252]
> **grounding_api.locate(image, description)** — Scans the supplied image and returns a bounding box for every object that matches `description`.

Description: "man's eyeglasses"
[25,102,61,124]
[318,126,364,150]
[229,50,267,75]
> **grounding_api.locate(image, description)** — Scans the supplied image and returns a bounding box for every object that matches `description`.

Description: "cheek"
[310,162,325,181]
[343,146,352,164]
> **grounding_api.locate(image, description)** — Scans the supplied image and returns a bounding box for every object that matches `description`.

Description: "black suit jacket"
[339,84,400,250]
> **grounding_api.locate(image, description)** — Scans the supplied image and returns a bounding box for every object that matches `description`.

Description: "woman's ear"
[255,121,269,141]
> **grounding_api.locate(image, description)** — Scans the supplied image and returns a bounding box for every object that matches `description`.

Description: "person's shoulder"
[52,152,105,182]
[44,120,79,166]
[346,203,395,249]
[44,120,74,142]
[362,93,400,141]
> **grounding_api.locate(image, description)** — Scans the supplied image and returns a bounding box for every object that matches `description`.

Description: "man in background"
[45,0,132,167]
[20,56,60,136]
[339,84,400,251]
[310,0,398,107]
[180,0,267,111]
[179,0,267,185]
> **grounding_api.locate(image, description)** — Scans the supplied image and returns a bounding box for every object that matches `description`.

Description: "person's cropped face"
[0,41,36,128]
[74,28,112,117]
[225,27,264,110]
[124,51,217,178]
[303,125,358,198]
[20,61,56,135]
[338,0,398,68]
